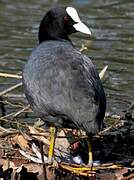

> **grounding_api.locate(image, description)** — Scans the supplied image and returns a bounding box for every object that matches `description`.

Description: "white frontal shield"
[66,7,91,35]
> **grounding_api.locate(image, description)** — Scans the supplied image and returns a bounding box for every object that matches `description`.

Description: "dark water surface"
[0,0,134,116]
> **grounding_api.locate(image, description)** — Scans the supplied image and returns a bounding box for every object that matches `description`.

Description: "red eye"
[64,16,69,21]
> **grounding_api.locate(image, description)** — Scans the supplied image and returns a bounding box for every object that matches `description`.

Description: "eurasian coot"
[23,6,106,165]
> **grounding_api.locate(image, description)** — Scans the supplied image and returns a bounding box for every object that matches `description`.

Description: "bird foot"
[87,160,93,168]
[44,157,54,165]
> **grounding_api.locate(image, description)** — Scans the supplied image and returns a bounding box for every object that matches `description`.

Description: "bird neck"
[38,21,71,44]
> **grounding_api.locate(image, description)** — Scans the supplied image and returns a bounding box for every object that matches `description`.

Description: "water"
[0,0,134,116]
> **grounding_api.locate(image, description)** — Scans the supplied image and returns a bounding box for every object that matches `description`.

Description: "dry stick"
[0,106,31,129]
[13,105,30,118]
[0,100,23,108]
[0,72,22,79]
[98,119,121,136]
[99,65,108,80]
[0,99,30,126]
[0,82,22,96]
[0,117,28,128]
[0,112,15,120]
[0,126,19,137]
[0,82,22,125]
[12,105,31,131]
[3,94,25,98]
[127,102,134,112]
[79,44,88,52]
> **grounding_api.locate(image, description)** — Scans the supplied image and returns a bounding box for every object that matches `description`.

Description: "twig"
[0,126,19,137]
[98,119,121,135]
[13,105,30,118]
[127,102,134,112]
[0,112,15,120]
[3,94,25,98]
[0,100,24,108]
[0,117,29,128]
[79,44,88,52]
[0,72,22,79]
[99,65,108,80]
[0,82,22,96]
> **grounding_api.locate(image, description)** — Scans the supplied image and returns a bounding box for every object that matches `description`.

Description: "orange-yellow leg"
[48,126,57,164]
[87,137,93,167]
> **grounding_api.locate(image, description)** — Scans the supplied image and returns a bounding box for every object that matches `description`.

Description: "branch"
[0,82,22,96]
[0,72,22,79]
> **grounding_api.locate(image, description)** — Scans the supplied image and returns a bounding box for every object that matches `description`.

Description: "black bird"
[23,7,106,165]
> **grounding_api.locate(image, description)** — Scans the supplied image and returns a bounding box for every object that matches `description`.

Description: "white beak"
[73,21,91,35]
[66,7,91,36]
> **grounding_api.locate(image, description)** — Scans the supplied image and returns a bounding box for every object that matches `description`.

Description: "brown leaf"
[12,150,29,167]
[11,134,29,150]
[115,168,130,180]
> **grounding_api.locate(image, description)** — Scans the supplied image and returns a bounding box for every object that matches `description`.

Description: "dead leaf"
[28,126,50,146]
[11,134,29,150]
[12,150,29,167]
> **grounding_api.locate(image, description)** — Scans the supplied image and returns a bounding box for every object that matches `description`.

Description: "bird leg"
[87,136,93,167]
[47,126,57,164]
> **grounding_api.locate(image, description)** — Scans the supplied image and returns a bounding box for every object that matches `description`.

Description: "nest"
[0,68,134,180]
